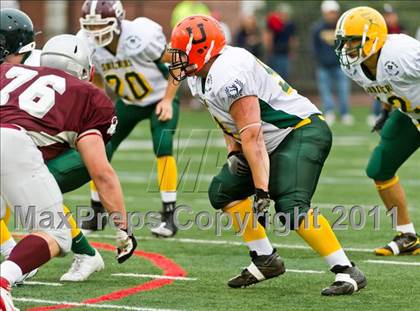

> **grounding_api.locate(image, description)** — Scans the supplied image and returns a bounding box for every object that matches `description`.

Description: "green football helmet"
[0,8,35,63]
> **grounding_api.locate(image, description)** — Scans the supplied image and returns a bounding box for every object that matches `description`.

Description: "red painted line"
[26,242,187,311]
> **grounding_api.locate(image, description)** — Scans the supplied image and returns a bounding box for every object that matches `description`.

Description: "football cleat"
[81,200,108,232]
[227,249,285,288]
[14,268,38,287]
[374,232,420,256]
[321,263,366,296]
[60,249,104,282]
[151,202,178,238]
[0,277,19,311]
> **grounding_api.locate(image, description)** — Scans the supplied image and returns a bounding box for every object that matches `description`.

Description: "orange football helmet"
[169,15,226,81]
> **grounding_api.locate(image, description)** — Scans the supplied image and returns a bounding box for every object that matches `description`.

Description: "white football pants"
[0,127,71,254]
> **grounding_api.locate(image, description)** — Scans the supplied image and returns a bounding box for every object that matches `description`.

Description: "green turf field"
[10,106,420,311]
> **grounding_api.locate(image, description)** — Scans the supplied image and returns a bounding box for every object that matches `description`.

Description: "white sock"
[0,260,23,285]
[161,191,177,203]
[247,237,274,256]
[324,249,352,268]
[90,188,100,202]
[396,223,416,234]
[0,238,16,258]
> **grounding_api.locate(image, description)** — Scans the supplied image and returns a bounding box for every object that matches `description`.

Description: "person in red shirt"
[0,34,136,310]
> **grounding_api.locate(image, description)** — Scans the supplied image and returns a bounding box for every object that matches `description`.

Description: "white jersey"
[78,18,168,107]
[187,46,320,154]
[23,49,41,66]
[342,34,420,129]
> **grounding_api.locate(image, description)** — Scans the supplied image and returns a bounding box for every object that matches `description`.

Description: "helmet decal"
[186,24,207,44]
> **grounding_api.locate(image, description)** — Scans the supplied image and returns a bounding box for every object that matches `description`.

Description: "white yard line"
[112,273,197,281]
[364,259,420,266]
[286,269,325,274]
[73,233,373,253]
[13,297,181,311]
[23,281,62,287]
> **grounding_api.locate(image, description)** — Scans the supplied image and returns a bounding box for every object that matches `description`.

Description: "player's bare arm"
[230,95,269,192]
[155,50,180,121]
[77,134,127,228]
[223,132,242,154]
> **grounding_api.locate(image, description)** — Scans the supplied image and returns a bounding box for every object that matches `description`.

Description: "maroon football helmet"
[80,0,125,47]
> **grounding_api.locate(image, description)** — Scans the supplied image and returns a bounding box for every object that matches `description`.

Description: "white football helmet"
[40,34,93,81]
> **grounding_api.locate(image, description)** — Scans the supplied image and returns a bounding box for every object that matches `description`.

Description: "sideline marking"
[14,298,180,311]
[23,281,62,287]
[25,242,187,311]
[73,234,374,253]
[364,259,420,266]
[112,273,197,281]
[286,269,325,274]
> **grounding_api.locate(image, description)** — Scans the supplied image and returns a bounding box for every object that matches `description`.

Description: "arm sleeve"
[216,71,258,111]
[78,88,117,144]
[399,47,420,80]
[141,28,167,62]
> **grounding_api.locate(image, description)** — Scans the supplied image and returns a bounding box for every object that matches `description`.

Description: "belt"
[0,124,21,131]
[294,114,325,130]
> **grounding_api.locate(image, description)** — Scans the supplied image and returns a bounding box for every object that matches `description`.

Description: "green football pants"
[46,97,180,193]
[208,115,332,225]
[366,109,420,181]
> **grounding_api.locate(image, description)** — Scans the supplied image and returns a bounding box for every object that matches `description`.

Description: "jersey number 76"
[1,66,66,118]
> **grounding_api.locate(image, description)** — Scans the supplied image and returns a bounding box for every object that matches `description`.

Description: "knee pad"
[366,146,395,181]
[47,228,72,254]
[274,201,311,230]
[154,129,175,157]
[208,177,227,210]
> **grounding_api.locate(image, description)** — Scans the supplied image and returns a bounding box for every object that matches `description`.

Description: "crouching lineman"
[168,15,366,295]
[0,34,137,310]
[0,7,105,283]
[335,6,420,255]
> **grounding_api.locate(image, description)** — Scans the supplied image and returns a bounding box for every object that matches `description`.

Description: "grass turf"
[10,106,420,311]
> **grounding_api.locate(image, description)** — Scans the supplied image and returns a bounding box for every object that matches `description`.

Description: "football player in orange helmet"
[335,7,420,256]
[168,15,366,295]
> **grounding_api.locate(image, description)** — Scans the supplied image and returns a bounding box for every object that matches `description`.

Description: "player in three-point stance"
[0,7,105,283]
[0,34,136,310]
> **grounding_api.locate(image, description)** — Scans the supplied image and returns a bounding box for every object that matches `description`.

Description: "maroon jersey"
[0,63,116,160]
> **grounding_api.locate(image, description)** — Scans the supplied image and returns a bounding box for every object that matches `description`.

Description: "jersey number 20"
[1,66,66,118]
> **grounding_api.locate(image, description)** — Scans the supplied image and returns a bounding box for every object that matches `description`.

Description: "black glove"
[227,151,250,176]
[116,228,137,264]
[253,189,270,228]
[371,109,390,133]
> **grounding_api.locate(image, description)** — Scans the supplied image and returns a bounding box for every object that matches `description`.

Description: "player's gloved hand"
[253,188,270,214]
[227,151,250,176]
[371,109,390,133]
[116,228,137,264]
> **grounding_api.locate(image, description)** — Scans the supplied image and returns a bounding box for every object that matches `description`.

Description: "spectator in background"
[265,4,297,81]
[0,0,19,9]
[212,10,232,44]
[368,3,407,126]
[171,0,210,28]
[235,14,264,59]
[311,0,353,126]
